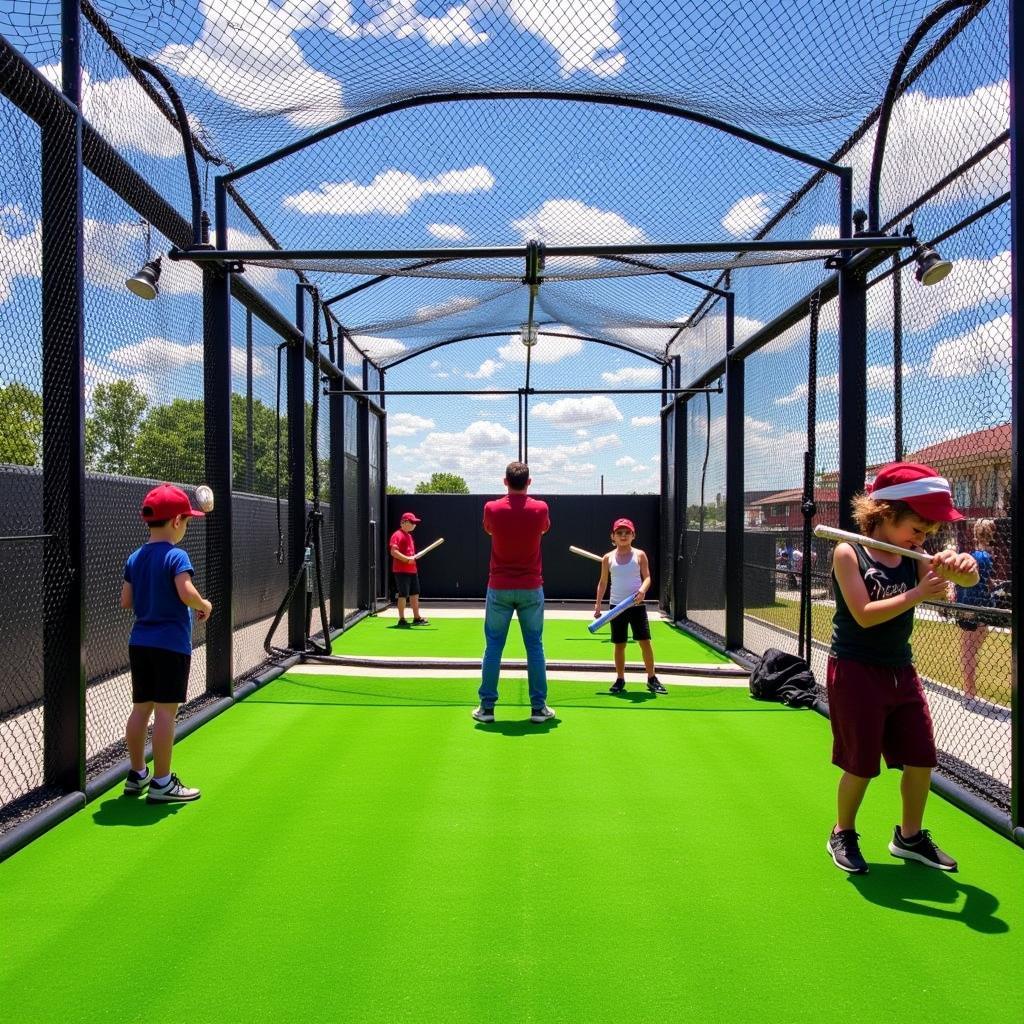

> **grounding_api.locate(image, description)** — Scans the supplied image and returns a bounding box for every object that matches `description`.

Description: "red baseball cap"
[867,461,963,522]
[400,512,421,523]
[141,483,205,521]
[612,518,635,532]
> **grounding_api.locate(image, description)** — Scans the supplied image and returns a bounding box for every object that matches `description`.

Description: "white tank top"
[609,549,642,604]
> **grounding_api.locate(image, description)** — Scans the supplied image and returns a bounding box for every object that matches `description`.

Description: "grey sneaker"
[123,767,151,797]
[889,827,957,871]
[827,828,869,874]
[472,706,495,723]
[530,706,556,723]
[146,773,201,804]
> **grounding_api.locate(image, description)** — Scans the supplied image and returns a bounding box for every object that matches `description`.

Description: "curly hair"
[850,494,937,535]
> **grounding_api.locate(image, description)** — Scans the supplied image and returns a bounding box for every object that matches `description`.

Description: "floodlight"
[126,256,162,300]
[913,245,952,287]
[520,323,538,346]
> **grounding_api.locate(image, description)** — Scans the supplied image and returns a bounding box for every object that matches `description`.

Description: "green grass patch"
[748,598,1011,706]
[329,615,731,665]
[1,675,1021,1023]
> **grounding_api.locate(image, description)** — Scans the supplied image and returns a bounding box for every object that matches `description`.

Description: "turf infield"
[1,675,1020,1024]
[329,614,732,664]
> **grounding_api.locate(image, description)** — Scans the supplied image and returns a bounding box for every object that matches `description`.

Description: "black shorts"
[394,572,420,598]
[610,603,651,644]
[129,644,191,704]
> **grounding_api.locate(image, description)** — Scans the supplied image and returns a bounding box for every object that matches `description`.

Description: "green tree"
[0,382,43,466]
[414,472,469,494]
[86,379,148,474]
[131,397,205,483]
[232,392,285,497]
[386,484,404,495]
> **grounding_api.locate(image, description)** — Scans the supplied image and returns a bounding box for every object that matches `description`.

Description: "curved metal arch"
[868,0,980,232]
[380,329,667,372]
[223,89,846,186]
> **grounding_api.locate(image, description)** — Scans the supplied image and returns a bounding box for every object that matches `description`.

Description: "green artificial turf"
[1,675,1020,1024]
[329,614,731,664]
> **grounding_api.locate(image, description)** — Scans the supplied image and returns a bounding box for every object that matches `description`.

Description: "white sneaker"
[123,767,151,797]
[530,706,556,723]
[472,706,495,723]
[146,773,201,803]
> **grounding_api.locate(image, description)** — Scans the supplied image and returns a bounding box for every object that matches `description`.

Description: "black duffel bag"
[749,648,818,709]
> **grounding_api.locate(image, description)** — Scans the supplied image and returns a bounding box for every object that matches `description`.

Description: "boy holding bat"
[390,512,430,627]
[824,462,978,875]
[594,518,665,695]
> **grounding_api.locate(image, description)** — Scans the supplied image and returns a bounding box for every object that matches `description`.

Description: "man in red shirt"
[473,462,554,724]
[389,512,429,628]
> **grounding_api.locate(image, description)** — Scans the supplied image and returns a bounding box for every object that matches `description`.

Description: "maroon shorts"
[826,656,937,778]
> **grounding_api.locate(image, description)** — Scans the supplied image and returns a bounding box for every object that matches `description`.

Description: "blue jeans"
[479,587,547,709]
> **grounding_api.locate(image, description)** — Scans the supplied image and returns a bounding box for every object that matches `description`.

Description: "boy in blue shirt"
[120,484,211,803]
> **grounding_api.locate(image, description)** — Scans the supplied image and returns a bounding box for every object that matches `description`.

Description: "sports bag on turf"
[749,648,817,708]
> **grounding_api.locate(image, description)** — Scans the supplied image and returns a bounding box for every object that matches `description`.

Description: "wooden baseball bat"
[812,524,933,563]
[414,537,445,560]
[569,545,604,564]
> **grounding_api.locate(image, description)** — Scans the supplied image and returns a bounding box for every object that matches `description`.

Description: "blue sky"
[0,0,1012,495]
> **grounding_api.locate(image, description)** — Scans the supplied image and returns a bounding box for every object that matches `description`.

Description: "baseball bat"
[812,524,933,563]
[414,537,445,560]
[569,545,604,563]
[588,591,640,633]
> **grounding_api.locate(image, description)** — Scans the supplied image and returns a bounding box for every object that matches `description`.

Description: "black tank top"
[831,543,918,667]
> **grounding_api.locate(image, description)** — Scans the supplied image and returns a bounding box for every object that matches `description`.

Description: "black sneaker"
[472,706,495,723]
[530,706,556,724]
[609,678,626,694]
[123,766,151,797]
[395,619,411,628]
[647,676,667,694]
[889,827,958,871]
[412,617,430,626]
[827,828,869,873]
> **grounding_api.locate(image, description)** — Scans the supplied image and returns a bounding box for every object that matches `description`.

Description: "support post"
[288,285,307,648]
[329,370,346,628]
[358,359,372,610]
[245,308,254,492]
[837,181,868,534]
[673,357,688,622]
[41,0,86,791]
[724,297,744,650]
[1009,0,1023,837]
[203,180,233,695]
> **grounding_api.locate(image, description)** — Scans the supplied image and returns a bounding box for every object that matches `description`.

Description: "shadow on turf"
[473,718,561,736]
[91,796,187,827]
[848,863,1008,933]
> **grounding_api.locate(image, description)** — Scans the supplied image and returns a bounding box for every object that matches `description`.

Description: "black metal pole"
[40,0,86,792]
[1009,0,1023,840]
[202,183,234,697]
[377,369,388,610]
[724,297,744,651]
[673,356,688,622]
[246,308,254,492]
[893,255,904,461]
[288,285,307,648]
[358,359,372,611]
[328,371,346,629]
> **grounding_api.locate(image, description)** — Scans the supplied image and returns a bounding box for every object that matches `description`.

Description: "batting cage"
[0,0,1022,1020]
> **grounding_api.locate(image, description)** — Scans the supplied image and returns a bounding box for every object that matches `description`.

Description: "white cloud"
[530,395,623,428]
[414,295,481,321]
[721,193,771,237]
[498,331,582,363]
[601,366,660,385]
[468,389,508,401]
[349,335,407,362]
[511,199,646,247]
[157,0,345,129]
[389,412,435,436]
[466,358,502,379]
[926,313,1011,379]
[631,416,659,427]
[616,455,638,468]
[507,0,625,77]
[283,165,495,216]
[427,222,470,241]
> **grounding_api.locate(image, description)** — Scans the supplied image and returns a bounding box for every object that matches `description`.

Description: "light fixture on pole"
[520,322,538,346]
[913,243,953,287]
[126,220,162,300]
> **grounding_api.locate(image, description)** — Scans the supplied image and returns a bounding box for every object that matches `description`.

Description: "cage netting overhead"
[1,0,1006,367]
